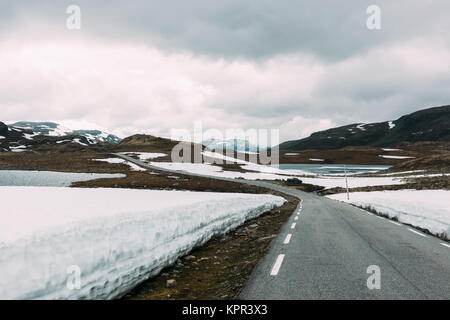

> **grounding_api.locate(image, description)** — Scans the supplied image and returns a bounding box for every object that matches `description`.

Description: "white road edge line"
[408,228,428,238]
[270,254,285,276]
[291,222,296,229]
[441,243,450,248]
[388,220,401,226]
[284,234,292,244]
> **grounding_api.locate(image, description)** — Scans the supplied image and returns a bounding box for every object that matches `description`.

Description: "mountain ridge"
[279,105,450,150]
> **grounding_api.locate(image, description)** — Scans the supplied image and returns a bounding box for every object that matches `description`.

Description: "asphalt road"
[116,153,450,299]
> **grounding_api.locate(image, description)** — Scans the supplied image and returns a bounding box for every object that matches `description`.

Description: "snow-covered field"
[0,187,285,300]
[0,170,125,187]
[327,190,450,238]
[147,159,406,188]
[94,158,148,172]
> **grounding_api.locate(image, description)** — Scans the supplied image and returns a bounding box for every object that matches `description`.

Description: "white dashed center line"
[441,243,450,248]
[294,216,298,220]
[291,222,296,229]
[284,234,292,244]
[270,254,285,276]
[408,228,428,238]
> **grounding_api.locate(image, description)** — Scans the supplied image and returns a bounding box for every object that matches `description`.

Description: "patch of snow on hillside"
[9,145,28,152]
[72,138,88,146]
[0,187,285,299]
[95,158,147,172]
[284,153,299,156]
[379,155,415,159]
[388,121,395,129]
[23,133,39,140]
[327,190,450,238]
[309,158,325,162]
[382,148,402,152]
[356,124,367,131]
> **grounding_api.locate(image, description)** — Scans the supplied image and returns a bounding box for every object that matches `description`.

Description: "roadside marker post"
[345,165,349,200]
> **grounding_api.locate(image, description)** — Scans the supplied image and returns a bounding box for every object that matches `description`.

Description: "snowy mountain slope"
[9,121,121,143]
[0,187,285,300]
[0,121,121,152]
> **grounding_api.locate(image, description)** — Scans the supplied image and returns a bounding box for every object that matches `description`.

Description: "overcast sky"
[1,0,449,141]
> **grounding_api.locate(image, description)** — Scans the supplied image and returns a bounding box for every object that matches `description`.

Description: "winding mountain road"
[116,153,450,299]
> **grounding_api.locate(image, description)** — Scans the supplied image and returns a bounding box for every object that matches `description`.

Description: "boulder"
[166,279,177,288]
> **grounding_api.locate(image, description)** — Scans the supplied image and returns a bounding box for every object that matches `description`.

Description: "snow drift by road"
[327,190,450,238]
[0,170,125,187]
[0,187,285,300]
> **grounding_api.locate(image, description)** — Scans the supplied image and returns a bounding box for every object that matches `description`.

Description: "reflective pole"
[345,165,349,200]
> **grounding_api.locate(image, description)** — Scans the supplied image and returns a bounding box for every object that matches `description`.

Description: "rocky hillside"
[279,105,450,150]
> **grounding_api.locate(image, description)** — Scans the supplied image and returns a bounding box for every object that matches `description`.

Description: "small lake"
[270,164,390,175]
[0,170,126,187]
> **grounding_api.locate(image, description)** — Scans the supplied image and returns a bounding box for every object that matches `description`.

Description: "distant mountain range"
[203,138,263,152]
[9,122,121,143]
[279,105,450,150]
[0,121,120,152]
[2,105,449,154]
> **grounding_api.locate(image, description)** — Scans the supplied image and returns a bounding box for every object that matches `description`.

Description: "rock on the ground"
[166,279,177,288]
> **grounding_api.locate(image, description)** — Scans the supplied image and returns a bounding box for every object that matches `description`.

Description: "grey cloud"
[2,0,449,61]
[1,1,450,142]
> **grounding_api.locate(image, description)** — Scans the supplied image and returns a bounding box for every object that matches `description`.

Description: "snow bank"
[378,155,415,159]
[0,187,285,300]
[0,170,125,187]
[94,158,147,172]
[296,176,405,189]
[119,152,166,161]
[381,148,401,152]
[327,190,450,238]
